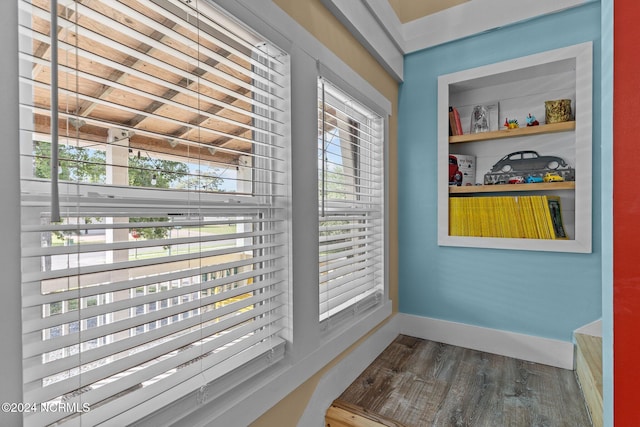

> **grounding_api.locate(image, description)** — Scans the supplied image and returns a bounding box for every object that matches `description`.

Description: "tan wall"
[389,0,469,23]
[250,0,399,426]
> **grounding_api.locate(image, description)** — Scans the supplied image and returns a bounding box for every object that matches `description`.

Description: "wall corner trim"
[320,0,404,82]
[398,314,575,369]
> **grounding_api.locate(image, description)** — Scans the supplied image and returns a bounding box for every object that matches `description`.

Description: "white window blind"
[18,0,289,425]
[318,78,384,327]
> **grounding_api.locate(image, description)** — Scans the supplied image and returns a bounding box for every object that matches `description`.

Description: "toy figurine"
[503,118,519,129]
[526,113,539,126]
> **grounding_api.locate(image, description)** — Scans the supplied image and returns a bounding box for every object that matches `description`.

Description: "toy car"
[449,155,463,186]
[490,150,567,173]
[543,172,565,182]
[525,175,543,183]
[508,176,524,184]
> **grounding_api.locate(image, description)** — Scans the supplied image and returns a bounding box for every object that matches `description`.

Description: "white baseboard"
[297,314,399,427]
[397,313,574,369]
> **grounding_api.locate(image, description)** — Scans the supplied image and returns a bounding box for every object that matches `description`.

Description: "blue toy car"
[525,175,543,183]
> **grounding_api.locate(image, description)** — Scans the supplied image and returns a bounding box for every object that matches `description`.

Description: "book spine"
[449,107,458,136]
[453,107,463,135]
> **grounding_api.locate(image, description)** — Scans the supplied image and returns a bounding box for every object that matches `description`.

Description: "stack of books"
[449,195,567,239]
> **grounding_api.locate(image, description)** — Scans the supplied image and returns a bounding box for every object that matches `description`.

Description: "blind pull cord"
[50,0,61,223]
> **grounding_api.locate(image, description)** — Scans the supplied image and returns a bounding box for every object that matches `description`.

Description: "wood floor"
[327,335,592,427]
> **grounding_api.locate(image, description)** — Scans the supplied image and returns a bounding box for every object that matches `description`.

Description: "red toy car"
[508,176,525,184]
[449,155,463,186]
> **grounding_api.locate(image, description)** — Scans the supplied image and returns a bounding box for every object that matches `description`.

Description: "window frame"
[317,76,386,330]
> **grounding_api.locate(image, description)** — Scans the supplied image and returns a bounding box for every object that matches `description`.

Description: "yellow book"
[484,197,495,237]
[539,195,556,239]
[456,197,465,236]
[502,196,515,238]
[449,197,459,236]
[479,197,491,237]
[492,196,500,238]
[520,197,539,239]
[539,196,556,239]
[462,197,471,236]
[454,196,464,236]
[510,196,526,239]
[501,196,513,238]
[472,197,482,237]
[468,197,477,237]
[494,196,506,238]
[490,196,500,238]
[531,196,551,239]
[537,196,553,239]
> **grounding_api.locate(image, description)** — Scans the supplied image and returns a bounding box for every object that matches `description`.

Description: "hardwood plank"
[575,334,603,397]
[575,333,603,427]
[331,335,592,427]
[326,401,408,427]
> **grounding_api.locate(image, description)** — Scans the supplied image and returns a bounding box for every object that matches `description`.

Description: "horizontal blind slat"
[22,243,282,307]
[23,262,282,334]
[23,228,281,257]
[320,274,379,306]
[320,253,380,277]
[22,241,284,282]
[24,310,279,404]
[24,287,281,382]
[96,0,286,91]
[22,5,285,112]
[18,26,285,125]
[22,217,281,233]
[141,0,287,71]
[89,338,284,427]
[21,53,284,140]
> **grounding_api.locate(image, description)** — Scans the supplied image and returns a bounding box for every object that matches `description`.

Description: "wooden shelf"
[449,121,575,144]
[449,181,576,194]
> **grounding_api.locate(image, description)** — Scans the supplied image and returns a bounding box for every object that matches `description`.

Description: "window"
[18,0,289,425]
[318,78,385,328]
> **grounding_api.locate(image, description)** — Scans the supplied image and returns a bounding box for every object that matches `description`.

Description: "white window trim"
[1,1,24,423]
[317,77,386,330]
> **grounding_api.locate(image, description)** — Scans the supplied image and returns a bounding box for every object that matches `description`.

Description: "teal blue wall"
[398,2,602,342]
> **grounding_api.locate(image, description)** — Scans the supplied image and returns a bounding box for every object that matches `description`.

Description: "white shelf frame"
[437,42,593,253]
